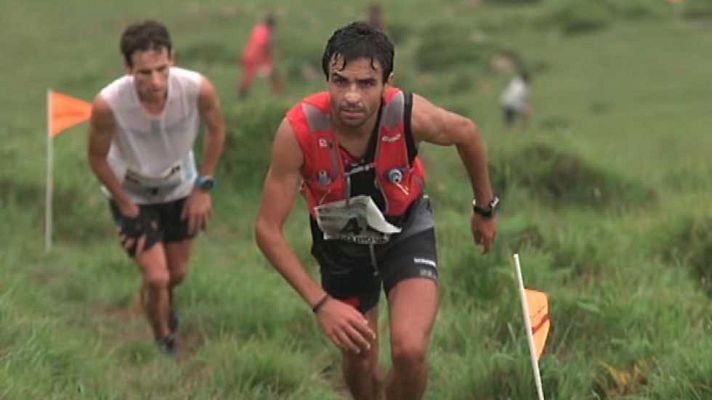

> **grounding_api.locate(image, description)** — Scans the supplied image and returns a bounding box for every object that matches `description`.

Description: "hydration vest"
[286,88,426,219]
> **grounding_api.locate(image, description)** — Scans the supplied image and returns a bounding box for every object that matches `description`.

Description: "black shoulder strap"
[403,91,417,165]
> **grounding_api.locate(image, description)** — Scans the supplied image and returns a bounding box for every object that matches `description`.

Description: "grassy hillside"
[3,0,712,398]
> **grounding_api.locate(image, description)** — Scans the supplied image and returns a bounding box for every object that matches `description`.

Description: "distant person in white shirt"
[87,20,226,355]
[500,71,532,131]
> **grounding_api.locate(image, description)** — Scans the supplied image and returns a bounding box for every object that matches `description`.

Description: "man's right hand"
[118,200,140,218]
[315,298,376,354]
[116,201,146,256]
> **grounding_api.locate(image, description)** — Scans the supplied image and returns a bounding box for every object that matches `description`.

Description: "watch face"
[489,196,500,211]
[473,195,499,217]
[197,177,215,190]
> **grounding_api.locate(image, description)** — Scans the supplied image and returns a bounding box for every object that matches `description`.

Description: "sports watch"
[472,195,500,218]
[195,175,217,192]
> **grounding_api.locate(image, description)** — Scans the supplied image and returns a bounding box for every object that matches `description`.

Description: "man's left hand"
[471,214,497,254]
[182,190,213,234]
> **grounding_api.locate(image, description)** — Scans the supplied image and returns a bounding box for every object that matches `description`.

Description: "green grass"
[2,0,712,398]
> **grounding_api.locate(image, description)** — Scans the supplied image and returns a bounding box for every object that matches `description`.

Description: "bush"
[220,100,291,189]
[384,21,413,45]
[179,41,236,66]
[415,23,504,72]
[661,216,712,296]
[682,0,712,19]
[491,142,656,210]
[486,0,542,4]
[276,28,323,83]
[604,0,669,20]
[546,0,613,34]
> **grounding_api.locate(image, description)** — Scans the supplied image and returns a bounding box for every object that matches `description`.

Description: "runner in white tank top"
[100,66,203,204]
[87,20,226,355]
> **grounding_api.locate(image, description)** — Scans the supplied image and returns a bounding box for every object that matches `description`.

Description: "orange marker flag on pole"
[49,90,92,137]
[513,253,549,400]
[525,288,551,360]
[46,89,93,252]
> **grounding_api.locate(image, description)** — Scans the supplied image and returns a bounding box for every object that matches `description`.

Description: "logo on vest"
[386,169,404,184]
[318,170,332,185]
[381,133,402,143]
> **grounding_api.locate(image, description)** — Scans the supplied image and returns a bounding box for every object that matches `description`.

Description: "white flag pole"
[513,253,545,400]
[45,89,53,252]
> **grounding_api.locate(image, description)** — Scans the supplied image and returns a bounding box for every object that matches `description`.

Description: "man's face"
[126,47,173,103]
[328,56,389,129]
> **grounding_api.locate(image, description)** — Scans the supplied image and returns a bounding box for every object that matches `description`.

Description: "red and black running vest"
[286,88,426,220]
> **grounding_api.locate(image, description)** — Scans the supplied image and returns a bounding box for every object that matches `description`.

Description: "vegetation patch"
[179,42,236,65]
[220,100,290,189]
[444,248,511,304]
[276,31,323,83]
[0,178,108,242]
[385,21,414,45]
[661,216,712,297]
[0,178,43,207]
[542,229,606,281]
[592,360,649,398]
[491,143,656,210]
[542,0,672,34]
[682,0,712,20]
[543,0,613,34]
[486,0,542,4]
[605,0,670,20]
[415,23,507,72]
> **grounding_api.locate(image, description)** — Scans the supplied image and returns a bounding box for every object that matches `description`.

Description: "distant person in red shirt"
[238,14,284,98]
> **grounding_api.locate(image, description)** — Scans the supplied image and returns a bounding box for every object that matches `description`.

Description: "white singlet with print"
[99,67,202,204]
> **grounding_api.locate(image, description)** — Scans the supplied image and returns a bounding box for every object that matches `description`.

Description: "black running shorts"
[109,197,194,258]
[311,196,439,313]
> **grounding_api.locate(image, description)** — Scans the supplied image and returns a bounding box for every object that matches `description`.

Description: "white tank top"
[100,67,202,204]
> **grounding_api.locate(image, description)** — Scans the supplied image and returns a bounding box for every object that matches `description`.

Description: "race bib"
[124,162,185,189]
[315,195,401,244]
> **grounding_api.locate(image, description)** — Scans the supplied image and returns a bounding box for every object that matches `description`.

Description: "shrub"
[546,0,613,34]
[179,42,236,65]
[661,216,712,296]
[220,100,291,189]
[491,142,656,210]
[682,0,712,19]
[415,23,504,72]
[486,0,542,4]
[604,0,669,20]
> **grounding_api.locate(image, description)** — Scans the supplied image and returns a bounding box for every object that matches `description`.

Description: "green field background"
[2,0,712,398]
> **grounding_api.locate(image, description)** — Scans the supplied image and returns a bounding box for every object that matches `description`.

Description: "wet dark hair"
[321,21,394,83]
[120,20,172,67]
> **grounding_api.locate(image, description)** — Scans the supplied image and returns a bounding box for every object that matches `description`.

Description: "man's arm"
[410,94,497,253]
[88,95,149,254]
[196,77,225,177]
[255,119,374,353]
[182,76,226,234]
[87,95,137,217]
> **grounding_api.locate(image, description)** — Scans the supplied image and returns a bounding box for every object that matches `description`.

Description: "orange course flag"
[526,289,551,360]
[49,91,92,137]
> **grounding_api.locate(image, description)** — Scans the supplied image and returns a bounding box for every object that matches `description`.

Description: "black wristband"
[311,294,330,314]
